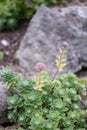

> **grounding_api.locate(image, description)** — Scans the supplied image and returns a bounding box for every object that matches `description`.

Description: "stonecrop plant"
[0,42,87,130]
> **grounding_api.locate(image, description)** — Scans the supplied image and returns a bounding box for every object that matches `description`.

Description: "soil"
[0,20,29,67]
[0,0,87,129]
[0,124,22,130]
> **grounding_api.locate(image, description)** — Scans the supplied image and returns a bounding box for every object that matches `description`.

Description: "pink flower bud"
[62,41,68,48]
[35,63,46,71]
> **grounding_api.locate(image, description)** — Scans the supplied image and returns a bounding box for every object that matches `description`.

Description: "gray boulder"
[15,5,87,75]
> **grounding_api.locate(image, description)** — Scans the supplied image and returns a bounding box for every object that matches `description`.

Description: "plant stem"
[52,69,58,81]
[38,72,42,85]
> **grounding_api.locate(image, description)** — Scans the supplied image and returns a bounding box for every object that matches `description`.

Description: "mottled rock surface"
[0,83,9,124]
[15,5,87,75]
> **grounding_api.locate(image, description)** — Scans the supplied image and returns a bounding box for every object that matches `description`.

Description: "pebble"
[0,39,9,46]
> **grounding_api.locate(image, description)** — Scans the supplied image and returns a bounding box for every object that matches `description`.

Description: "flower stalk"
[34,63,46,91]
[52,41,68,81]
[38,71,42,85]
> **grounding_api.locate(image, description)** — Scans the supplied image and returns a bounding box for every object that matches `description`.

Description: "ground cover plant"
[0,0,70,31]
[0,0,28,31]
[0,42,87,130]
[0,51,3,61]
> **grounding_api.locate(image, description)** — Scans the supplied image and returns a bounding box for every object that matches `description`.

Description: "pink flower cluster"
[62,41,68,48]
[35,63,46,72]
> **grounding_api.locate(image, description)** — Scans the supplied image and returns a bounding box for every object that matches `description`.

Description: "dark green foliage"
[0,68,87,130]
[0,68,19,89]
[0,0,70,31]
[0,0,30,31]
[0,0,19,31]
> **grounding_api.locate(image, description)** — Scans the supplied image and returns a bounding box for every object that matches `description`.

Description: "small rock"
[0,39,9,46]
[0,82,9,124]
[5,51,10,56]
